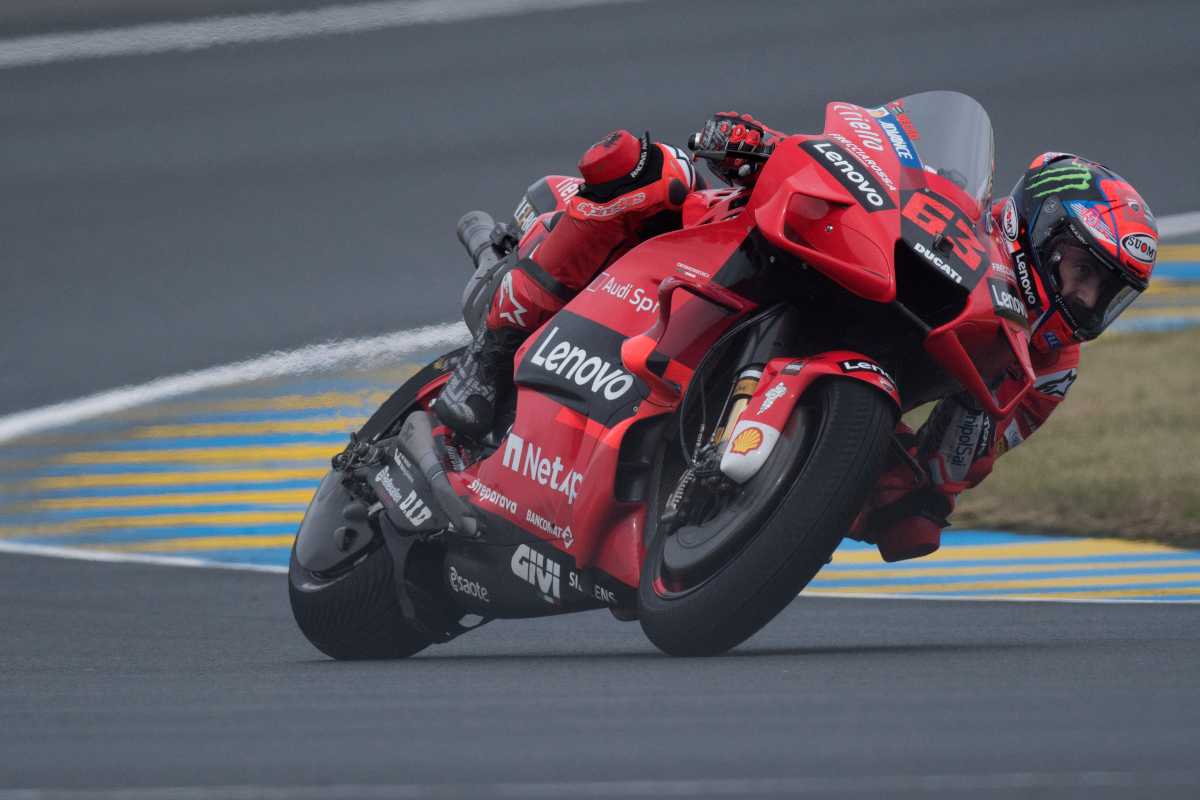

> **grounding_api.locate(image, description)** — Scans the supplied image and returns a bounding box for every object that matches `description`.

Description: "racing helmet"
[1003,153,1157,351]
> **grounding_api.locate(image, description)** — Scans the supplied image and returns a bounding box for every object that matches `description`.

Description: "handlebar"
[686,132,773,163]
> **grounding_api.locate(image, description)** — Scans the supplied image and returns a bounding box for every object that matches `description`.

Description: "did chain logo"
[511,544,561,603]
[1027,164,1092,198]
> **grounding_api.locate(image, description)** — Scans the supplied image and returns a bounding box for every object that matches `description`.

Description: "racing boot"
[434,323,526,440]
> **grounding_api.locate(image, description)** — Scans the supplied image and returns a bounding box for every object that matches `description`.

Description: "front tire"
[638,379,894,656]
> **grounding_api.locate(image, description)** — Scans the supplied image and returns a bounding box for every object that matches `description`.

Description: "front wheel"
[638,378,894,656]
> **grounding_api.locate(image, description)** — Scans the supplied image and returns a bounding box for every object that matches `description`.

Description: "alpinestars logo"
[511,544,560,603]
[502,432,583,505]
[1027,164,1092,198]
[496,271,527,328]
[1035,368,1078,398]
[528,325,635,401]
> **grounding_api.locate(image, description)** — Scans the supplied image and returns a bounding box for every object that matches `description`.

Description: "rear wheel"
[287,351,462,660]
[288,541,432,660]
[638,378,894,656]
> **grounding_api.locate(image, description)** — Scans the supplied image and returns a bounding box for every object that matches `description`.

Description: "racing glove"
[692,112,778,185]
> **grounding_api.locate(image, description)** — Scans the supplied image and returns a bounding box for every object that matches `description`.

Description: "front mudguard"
[720,351,900,484]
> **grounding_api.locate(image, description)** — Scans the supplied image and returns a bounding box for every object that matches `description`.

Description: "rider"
[433,113,1158,562]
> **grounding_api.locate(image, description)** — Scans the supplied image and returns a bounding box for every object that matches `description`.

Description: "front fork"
[712,307,804,448]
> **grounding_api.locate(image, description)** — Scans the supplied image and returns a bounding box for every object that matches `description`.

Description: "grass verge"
[905,327,1200,549]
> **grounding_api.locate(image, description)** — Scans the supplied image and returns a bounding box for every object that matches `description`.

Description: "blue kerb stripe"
[1113,317,1200,333]
[179,408,366,423]
[25,480,319,498]
[28,462,327,477]
[0,503,305,522]
[837,530,1062,548]
[27,525,298,545]
[824,552,1200,570]
[164,549,290,566]
[811,564,1200,588]
[81,433,347,450]
[1153,262,1200,281]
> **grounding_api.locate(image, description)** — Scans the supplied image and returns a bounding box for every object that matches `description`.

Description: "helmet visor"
[1049,240,1142,340]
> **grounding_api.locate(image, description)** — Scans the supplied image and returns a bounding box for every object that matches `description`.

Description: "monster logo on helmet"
[1008,153,1157,351]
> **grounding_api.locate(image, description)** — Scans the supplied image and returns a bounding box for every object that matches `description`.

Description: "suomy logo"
[1121,233,1156,265]
[1002,196,1019,241]
[528,325,635,401]
[511,544,561,603]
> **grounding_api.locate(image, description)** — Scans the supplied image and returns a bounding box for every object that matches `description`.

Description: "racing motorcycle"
[289,91,1037,658]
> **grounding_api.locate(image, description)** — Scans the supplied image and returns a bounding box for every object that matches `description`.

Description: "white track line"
[0,0,645,70]
[1,542,1194,606]
[3,770,1199,798]
[0,320,468,445]
[1160,210,1200,238]
[0,541,286,574]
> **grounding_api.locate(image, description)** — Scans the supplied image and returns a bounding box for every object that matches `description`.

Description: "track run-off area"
[1,241,1199,602]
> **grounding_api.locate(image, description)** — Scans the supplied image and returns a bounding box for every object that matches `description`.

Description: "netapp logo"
[511,544,560,603]
[528,325,635,401]
[803,140,896,212]
[502,432,583,505]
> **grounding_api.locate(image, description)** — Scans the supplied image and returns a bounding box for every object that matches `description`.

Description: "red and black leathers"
[486,129,699,339]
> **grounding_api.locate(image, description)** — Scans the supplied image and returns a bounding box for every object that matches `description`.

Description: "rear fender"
[719,350,900,484]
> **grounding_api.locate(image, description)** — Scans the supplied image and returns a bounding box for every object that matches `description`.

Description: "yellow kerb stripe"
[59,444,339,465]
[0,510,303,538]
[27,468,327,491]
[111,391,394,418]
[1158,244,1200,260]
[821,558,1200,580]
[91,534,297,553]
[130,419,364,439]
[28,489,314,511]
[831,538,1183,565]
[811,572,1200,594]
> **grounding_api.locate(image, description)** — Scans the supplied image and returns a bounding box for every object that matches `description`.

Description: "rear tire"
[638,379,894,656]
[288,537,432,661]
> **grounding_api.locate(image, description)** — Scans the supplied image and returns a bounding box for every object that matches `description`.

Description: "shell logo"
[730,427,764,455]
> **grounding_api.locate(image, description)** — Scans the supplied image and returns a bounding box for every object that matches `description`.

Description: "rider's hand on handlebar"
[689,112,776,185]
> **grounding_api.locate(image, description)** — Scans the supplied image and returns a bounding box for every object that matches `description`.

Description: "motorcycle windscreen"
[883,91,997,292]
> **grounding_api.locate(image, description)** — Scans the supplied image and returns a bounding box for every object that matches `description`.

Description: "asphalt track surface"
[3,553,1199,798]
[3,1,1200,796]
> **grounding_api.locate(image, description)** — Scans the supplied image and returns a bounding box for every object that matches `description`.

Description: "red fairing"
[443,92,1079,582]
